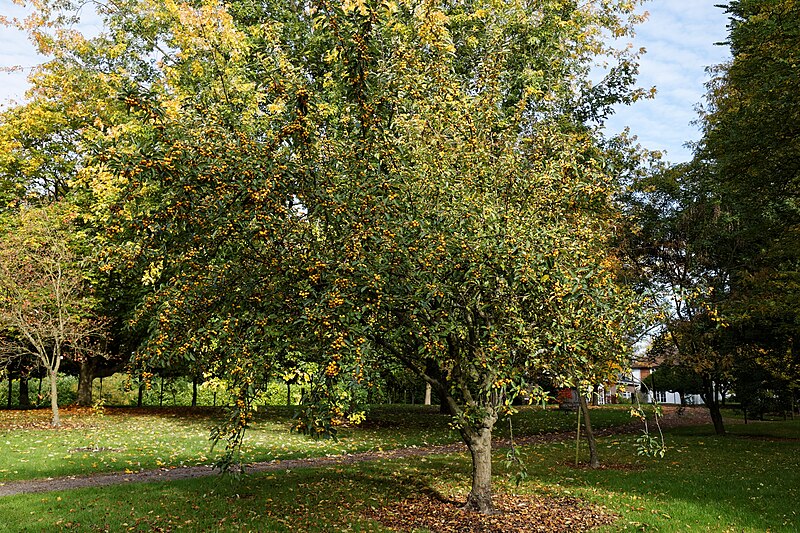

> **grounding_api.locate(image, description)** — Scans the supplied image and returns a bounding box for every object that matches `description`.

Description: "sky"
[0,0,732,164]
[602,1,732,162]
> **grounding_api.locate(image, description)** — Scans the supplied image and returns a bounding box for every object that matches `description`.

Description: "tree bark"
[708,402,725,435]
[421,360,450,414]
[439,394,452,415]
[49,369,60,427]
[192,378,198,407]
[701,377,725,436]
[18,377,30,408]
[462,425,495,514]
[137,383,144,407]
[77,357,123,407]
[77,361,94,407]
[579,394,600,468]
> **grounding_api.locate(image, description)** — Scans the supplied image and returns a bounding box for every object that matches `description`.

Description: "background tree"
[640,357,704,408]
[625,162,733,434]
[732,353,793,421]
[0,203,106,426]
[695,0,800,404]
[626,0,799,433]
[0,6,152,406]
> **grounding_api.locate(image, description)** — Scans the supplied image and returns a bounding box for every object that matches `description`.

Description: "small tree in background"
[0,203,106,426]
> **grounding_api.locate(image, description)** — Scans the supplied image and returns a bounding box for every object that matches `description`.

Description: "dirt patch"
[0,406,228,431]
[655,406,713,427]
[0,419,99,431]
[367,492,618,532]
[0,407,101,431]
[68,446,126,454]
[561,461,645,472]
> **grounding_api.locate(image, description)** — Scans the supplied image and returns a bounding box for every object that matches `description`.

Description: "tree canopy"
[3,0,653,513]
[702,0,800,377]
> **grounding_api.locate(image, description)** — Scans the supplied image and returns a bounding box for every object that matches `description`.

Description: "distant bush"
[0,375,77,408]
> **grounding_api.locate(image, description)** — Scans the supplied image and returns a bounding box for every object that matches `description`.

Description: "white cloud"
[0,0,41,108]
[604,0,731,162]
[0,0,102,109]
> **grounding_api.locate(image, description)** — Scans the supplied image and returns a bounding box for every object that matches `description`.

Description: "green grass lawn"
[522,419,800,532]
[0,404,631,482]
[0,406,796,531]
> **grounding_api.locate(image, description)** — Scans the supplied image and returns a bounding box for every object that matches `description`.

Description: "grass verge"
[0,409,797,531]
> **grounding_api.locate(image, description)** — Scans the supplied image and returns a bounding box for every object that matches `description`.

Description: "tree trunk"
[77,360,94,407]
[18,377,30,408]
[439,393,451,415]
[192,378,198,407]
[137,383,144,407]
[462,426,495,514]
[701,377,725,436]
[424,383,432,405]
[49,369,60,427]
[708,402,725,435]
[579,394,600,468]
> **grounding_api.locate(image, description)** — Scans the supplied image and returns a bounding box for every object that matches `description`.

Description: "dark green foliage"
[641,364,703,405]
[627,0,800,435]
[697,0,800,380]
